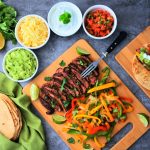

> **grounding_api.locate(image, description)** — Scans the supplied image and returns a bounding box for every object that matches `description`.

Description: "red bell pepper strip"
[87,125,108,135]
[65,96,85,122]
[119,97,133,103]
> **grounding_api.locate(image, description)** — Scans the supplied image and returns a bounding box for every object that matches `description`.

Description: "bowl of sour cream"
[47,2,82,37]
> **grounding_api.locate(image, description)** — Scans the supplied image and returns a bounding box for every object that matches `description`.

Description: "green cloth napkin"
[0,72,46,150]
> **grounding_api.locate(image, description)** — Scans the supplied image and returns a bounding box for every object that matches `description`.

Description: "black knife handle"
[106,31,127,54]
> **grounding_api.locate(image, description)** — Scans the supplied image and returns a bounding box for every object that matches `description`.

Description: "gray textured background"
[0,0,150,150]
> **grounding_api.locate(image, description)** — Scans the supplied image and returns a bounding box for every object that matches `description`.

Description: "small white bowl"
[3,47,39,82]
[47,2,82,37]
[15,14,50,49]
[83,5,117,40]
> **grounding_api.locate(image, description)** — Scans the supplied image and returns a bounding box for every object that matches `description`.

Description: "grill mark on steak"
[54,72,81,97]
[43,86,66,111]
[65,65,86,93]
[39,90,62,112]
[68,64,90,89]
[80,56,99,77]
[74,57,98,85]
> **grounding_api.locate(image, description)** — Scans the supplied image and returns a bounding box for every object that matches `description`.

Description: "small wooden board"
[23,39,150,150]
[115,26,150,98]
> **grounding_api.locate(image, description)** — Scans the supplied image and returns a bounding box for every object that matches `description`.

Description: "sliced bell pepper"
[87,125,107,135]
[74,115,101,124]
[89,104,102,115]
[100,96,114,122]
[94,136,105,148]
[120,97,133,103]
[65,96,85,122]
[87,82,116,93]
[124,105,134,113]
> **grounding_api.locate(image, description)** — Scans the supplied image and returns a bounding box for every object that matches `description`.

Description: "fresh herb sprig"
[0,0,17,44]
[59,11,71,24]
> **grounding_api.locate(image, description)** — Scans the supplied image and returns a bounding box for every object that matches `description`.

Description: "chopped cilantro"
[59,11,71,24]
[83,143,91,149]
[60,78,67,91]
[67,137,75,144]
[59,60,66,67]
[44,76,52,81]
[79,60,84,66]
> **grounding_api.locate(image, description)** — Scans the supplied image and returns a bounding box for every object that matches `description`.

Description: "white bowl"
[3,47,39,82]
[83,5,117,40]
[15,14,50,49]
[47,2,82,37]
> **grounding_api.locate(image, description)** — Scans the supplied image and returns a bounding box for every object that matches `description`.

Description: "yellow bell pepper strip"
[101,93,126,111]
[89,104,102,115]
[136,52,140,57]
[74,115,101,124]
[94,136,105,148]
[100,97,114,122]
[87,82,116,93]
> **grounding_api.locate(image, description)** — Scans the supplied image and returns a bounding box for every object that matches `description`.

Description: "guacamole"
[138,47,150,70]
[5,48,37,80]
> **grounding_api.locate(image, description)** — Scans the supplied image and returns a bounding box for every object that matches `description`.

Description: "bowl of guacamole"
[3,47,38,82]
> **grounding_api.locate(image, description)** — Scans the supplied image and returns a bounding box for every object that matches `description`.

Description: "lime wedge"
[0,32,5,50]
[137,113,149,127]
[52,114,66,124]
[30,84,40,101]
[76,47,90,55]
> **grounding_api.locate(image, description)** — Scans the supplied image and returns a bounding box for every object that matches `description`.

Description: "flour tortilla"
[4,99,22,140]
[0,99,16,139]
[132,56,150,90]
[0,93,22,140]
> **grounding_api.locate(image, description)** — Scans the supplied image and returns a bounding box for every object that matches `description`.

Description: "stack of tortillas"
[0,93,22,140]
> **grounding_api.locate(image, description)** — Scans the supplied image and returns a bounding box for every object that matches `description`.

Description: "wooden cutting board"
[23,39,150,150]
[115,26,150,98]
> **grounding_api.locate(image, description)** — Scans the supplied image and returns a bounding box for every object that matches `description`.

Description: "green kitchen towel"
[0,72,46,150]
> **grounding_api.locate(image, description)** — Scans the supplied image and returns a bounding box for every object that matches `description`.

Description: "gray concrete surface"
[0,0,150,149]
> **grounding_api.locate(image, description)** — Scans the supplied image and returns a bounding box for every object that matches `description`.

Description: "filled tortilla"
[132,56,150,90]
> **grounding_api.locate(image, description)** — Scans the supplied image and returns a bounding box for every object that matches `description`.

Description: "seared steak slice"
[43,86,66,111]
[74,57,98,85]
[39,90,62,112]
[64,65,86,94]
[80,55,99,77]
[69,64,90,89]
[53,72,80,97]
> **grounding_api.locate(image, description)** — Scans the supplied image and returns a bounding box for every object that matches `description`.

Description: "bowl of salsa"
[83,5,117,39]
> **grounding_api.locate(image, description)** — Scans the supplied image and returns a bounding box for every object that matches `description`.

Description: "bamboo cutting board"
[115,26,150,98]
[23,39,150,150]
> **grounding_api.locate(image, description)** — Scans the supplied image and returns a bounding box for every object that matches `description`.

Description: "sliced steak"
[40,55,100,114]
[43,86,66,111]
[39,90,62,112]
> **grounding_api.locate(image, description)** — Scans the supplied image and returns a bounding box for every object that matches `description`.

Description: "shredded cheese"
[18,16,48,47]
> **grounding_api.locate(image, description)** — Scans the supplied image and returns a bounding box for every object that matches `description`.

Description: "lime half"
[52,114,66,124]
[137,113,149,127]
[30,84,40,101]
[76,47,90,55]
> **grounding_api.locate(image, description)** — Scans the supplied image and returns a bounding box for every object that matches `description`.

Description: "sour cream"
[143,53,150,60]
[47,2,82,37]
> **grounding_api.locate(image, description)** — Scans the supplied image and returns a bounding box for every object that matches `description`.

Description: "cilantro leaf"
[0,0,17,44]
[59,11,71,24]
[59,60,66,67]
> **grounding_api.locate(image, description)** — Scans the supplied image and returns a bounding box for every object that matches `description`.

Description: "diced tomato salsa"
[85,9,114,37]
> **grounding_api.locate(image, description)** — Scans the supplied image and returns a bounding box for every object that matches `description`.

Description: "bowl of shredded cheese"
[15,15,50,49]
